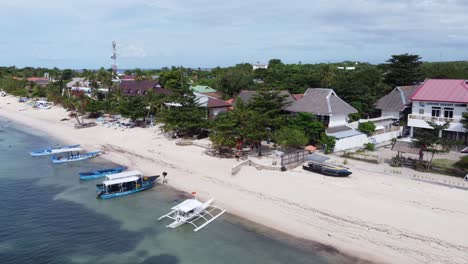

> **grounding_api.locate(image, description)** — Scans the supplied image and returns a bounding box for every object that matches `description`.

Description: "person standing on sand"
[162,172,168,183]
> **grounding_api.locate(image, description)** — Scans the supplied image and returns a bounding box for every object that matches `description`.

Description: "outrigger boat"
[29,144,81,157]
[50,151,100,164]
[158,198,226,232]
[302,161,352,177]
[79,166,127,180]
[96,171,162,199]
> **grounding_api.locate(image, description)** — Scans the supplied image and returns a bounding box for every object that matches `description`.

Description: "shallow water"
[0,120,362,264]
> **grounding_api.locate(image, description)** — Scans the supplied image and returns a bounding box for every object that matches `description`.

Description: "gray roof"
[375,86,418,112]
[325,125,363,139]
[285,88,357,116]
[233,90,296,106]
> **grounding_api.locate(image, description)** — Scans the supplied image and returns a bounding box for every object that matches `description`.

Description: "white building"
[408,79,468,142]
[252,62,268,70]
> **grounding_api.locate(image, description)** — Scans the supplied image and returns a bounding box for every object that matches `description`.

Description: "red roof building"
[410,79,468,103]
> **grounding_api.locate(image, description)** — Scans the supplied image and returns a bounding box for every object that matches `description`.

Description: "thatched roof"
[285,88,357,116]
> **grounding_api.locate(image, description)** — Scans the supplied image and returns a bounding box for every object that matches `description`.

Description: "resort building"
[194,92,231,118]
[285,88,357,128]
[375,85,418,120]
[286,88,369,151]
[117,80,171,96]
[408,79,468,142]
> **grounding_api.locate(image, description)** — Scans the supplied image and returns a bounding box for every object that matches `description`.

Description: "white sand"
[1,95,467,264]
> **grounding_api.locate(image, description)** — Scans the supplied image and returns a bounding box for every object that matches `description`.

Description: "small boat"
[79,166,128,180]
[30,144,81,157]
[51,151,100,164]
[95,171,163,199]
[158,198,226,232]
[302,161,352,177]
[35,100,52,109]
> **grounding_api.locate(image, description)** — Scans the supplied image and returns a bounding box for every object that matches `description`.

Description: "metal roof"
[171,199,202,213]
[410,79,468,103]
[286,88,357,116]
[190,85,217,93]
[103,176,140,186]
[375,86,418,112]
[106,170,142,180]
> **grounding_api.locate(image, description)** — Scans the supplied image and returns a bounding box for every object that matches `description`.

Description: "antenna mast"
[111,41,117,78]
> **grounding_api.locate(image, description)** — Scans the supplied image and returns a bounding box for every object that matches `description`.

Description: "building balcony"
[408,114,460,123]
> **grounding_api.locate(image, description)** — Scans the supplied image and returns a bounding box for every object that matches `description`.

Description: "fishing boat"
[79,166,127,180]
[158,198,226,232]
[302,161,352,177]
[50,151,100,164]
[95,171,162,199]
[35,100,52,109]
[29,144,81,157]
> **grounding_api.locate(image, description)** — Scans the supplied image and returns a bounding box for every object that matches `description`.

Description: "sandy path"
[1,95,467,264]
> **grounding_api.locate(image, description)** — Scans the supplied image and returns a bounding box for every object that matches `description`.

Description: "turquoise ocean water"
[0,119,366,264]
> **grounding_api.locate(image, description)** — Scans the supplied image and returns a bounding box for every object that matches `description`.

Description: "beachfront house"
[375,85,418,120]
[408,79,468,142]
[116,80,172,96]
[286,88,369,152]
[194,92,231,118]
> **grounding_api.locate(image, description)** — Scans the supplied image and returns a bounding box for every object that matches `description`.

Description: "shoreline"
[2,95,468,264]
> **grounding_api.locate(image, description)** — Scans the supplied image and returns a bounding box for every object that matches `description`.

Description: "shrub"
[364,142,375,151]
[273,127,309,149]
[318,134,336,154]
[454,156,468,171]
[358,122,376,136]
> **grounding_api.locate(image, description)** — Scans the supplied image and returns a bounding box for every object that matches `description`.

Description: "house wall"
[381,110,400,119]
[408,100,467,133]
[328,114,348,127]
[368,128,403,144]
[333,134,369,152]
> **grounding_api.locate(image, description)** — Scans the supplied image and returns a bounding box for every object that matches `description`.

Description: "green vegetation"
[358,122,376,136]
[273,127,309,149]
[318,134,336,154]
[364,142,375,151]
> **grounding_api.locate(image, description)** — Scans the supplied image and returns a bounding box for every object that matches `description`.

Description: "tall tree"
[383,53,423,87]
[215,64,253,98]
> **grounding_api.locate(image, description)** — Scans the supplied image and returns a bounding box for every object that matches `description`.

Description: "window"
[431,107,441,117]
[444,108,454,119]
[419,109,424,115]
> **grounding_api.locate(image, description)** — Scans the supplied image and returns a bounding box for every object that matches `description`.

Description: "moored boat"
[96,172,163,199]
[29,145,81,157]
[79,166,127,180]
[158,198,226,232]
[302,161,352,177]
[51,151,100,164]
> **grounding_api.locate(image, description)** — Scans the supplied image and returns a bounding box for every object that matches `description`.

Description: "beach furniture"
[79,166,128,180]
[95,171,161,199]
[29,144,81,156]
[158,198,226,232]
[50,151,100,164]
[302,161,352,177]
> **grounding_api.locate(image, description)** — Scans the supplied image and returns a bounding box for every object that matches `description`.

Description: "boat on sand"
[302,161,352,177]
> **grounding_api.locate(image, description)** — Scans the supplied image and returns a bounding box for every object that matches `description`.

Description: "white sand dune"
[1,95,467,264]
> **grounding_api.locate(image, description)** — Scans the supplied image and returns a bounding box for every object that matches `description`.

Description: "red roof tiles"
[410,79,468,103]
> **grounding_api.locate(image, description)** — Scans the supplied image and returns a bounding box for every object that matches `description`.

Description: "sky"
[1,0,468,69]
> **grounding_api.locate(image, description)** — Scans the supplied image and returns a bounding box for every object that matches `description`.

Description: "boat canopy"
[171,199,203,213]
[105,170,142,180]
[103,176,140,186]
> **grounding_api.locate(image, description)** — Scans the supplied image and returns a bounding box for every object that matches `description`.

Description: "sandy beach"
[1,95,467,264]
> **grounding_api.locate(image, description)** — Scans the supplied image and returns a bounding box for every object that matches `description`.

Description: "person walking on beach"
[162,172,168,183]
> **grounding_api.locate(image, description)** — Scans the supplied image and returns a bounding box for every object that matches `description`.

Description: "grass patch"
[432,159,456,170]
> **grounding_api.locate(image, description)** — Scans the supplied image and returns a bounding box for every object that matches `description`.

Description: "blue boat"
[30,144,81,157]
[96,172,164,199]
[79,166,128,180]
[51,151,101,164]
